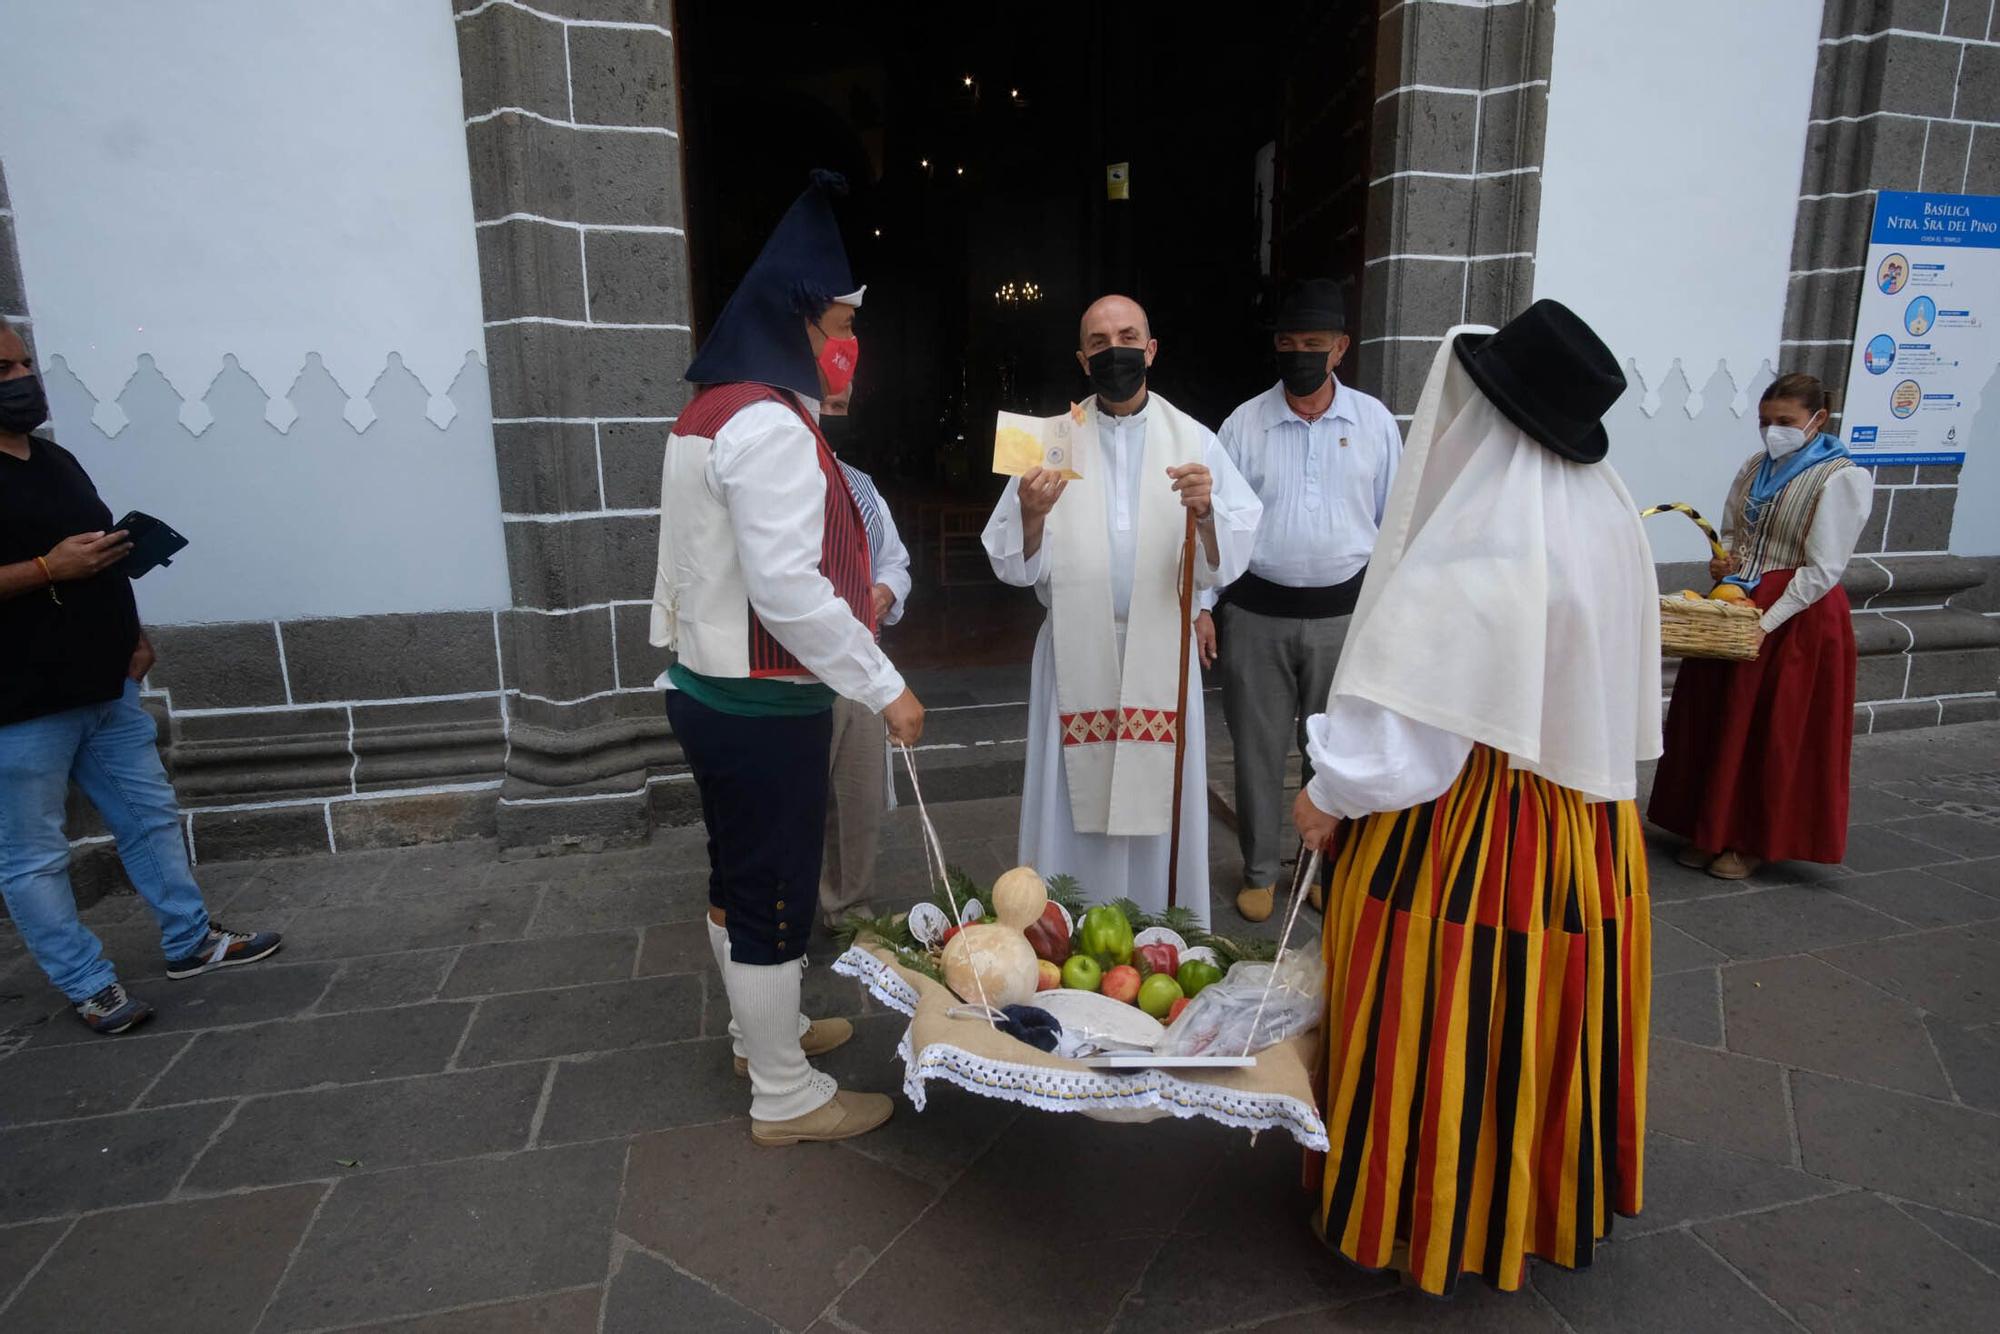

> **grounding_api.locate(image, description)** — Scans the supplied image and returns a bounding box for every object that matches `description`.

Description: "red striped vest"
[672,383,875,677]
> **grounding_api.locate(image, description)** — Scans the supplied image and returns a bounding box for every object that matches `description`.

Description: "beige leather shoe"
[1676,844,1715,869]
[1309,879,1325,913]
[733,1017,853,1078]
[1236,885,1275,922]
[751,1089,893,1146]
[1707,851,1762,881]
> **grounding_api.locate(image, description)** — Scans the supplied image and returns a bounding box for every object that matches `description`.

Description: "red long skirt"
[1648,570,1854,864]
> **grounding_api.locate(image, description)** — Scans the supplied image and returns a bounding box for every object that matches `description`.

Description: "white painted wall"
[0,0,508,622]
[1953,362,2000,557]
[1534,0,1822,519]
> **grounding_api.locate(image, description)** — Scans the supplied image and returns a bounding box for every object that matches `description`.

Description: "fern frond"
[1107,897,1154,931]
[836,910,915,951]
[1043,873,1087,913]
[1202,932,1279,966]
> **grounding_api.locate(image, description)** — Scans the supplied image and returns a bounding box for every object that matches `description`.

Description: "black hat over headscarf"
[685,170,863,398]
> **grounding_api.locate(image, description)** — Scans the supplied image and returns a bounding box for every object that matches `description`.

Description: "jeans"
[0,680,210,1000]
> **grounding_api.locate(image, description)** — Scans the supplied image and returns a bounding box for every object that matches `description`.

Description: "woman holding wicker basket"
[1648,373,1873,880]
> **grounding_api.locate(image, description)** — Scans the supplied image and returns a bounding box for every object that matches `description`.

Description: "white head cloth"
[1330,327,1662,801]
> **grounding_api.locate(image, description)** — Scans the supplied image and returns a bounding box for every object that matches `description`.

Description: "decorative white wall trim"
[44,349,510,624]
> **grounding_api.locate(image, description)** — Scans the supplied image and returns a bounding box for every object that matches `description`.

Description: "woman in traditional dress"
[1290,300,1659,1296]
[1648,373,1870,880]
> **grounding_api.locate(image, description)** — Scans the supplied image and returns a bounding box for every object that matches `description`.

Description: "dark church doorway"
[673,2,1378,668]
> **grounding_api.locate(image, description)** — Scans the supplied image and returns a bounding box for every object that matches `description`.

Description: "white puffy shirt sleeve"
[982,477,1050,595]
[711,405,905,712]
[875,498,913,627]
[1303,696,1475,820]
[1198,433,1262,591]
[1760,466,1872,633]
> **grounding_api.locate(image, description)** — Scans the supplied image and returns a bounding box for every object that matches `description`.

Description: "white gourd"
[942,866,1046,1006]
[989,866,1048,929]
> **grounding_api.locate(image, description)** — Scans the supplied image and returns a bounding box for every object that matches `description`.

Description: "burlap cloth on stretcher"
[832,943,1331,1149]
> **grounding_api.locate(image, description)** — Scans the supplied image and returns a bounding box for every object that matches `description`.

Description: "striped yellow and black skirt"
[1308,745,1650,1296]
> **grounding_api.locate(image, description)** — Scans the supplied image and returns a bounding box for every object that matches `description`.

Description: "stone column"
[453,0,693,853]
[1780,0,1999,730]
[1357,0,1556,418]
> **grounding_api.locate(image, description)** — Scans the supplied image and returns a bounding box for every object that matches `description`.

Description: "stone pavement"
[1,725,1998,1333]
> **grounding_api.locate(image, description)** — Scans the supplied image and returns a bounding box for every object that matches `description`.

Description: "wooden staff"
[1166,507,1197,909]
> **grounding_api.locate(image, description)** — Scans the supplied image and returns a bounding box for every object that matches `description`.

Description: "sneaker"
[75,982,155,1035]
[165,924,283,979]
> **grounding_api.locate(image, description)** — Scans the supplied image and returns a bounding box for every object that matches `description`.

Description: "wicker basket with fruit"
[1643,502,1764,661]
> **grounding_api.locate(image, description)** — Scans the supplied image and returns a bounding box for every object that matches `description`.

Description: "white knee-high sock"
[705,917,747,1059]
[721,954,836,1121]
[706,917,808,1060]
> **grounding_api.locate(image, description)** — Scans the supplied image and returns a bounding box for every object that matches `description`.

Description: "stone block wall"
[1357,0,1555,420]
[452,0,694,854]
[1779,0,2000,729]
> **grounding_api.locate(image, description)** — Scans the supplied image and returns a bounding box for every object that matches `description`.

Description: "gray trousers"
[820,694,886,926]
[1217,604,1350,887]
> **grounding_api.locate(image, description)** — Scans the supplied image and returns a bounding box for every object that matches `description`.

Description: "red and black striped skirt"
[1308,745,1651,1295]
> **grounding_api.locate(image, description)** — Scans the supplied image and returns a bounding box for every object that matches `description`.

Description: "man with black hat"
[1205,279,1402,923]
[1289,301,1657,1295]
[651,173,923,1146]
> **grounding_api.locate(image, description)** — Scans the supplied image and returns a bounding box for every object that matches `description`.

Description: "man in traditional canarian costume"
[1199,278,1404,924]
[814,386,913,929]
[1290,301,1659,1294]
[652,173,925,1147]
[982,295,1262,927]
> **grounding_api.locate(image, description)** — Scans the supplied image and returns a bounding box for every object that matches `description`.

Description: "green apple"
[1137,972,1184,1019]
[1061,954,1103,992]
[1176,959,1225,998]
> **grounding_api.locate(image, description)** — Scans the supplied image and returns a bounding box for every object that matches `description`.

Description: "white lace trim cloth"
[832,946,1331,1151]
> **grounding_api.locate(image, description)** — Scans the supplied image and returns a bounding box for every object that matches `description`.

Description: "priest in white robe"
[982,295,1261,926]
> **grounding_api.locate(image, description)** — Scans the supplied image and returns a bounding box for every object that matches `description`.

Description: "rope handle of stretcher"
[1640,502,1729,562]
[896,742,998,1027]
[1240,841,1322,1060]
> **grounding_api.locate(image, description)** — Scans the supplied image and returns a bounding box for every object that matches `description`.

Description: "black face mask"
[1276,350,1332,398]
[0,374,49,435]
[1086,346,1147,403]
[818,413,854,451]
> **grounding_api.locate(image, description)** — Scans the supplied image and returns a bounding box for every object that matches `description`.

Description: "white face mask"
[1760,411,1822,460]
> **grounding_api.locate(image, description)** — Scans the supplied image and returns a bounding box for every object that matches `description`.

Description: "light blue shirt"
[1203,378,1402,609]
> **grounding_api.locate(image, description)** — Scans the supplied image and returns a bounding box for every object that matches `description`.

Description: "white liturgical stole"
[1046,394,1205,836]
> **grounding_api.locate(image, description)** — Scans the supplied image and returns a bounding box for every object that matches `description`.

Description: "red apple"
[1168,996,1190,1023]
[1036,959,1062,991]
[1101,964,1142,1005]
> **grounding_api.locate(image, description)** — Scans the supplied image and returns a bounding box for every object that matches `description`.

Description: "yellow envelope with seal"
[992,405,1084,480]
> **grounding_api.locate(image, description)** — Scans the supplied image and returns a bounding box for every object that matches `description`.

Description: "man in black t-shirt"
[0,316,281,1035]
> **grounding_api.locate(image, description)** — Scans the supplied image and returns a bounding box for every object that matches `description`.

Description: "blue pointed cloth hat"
[685,170,865,398]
